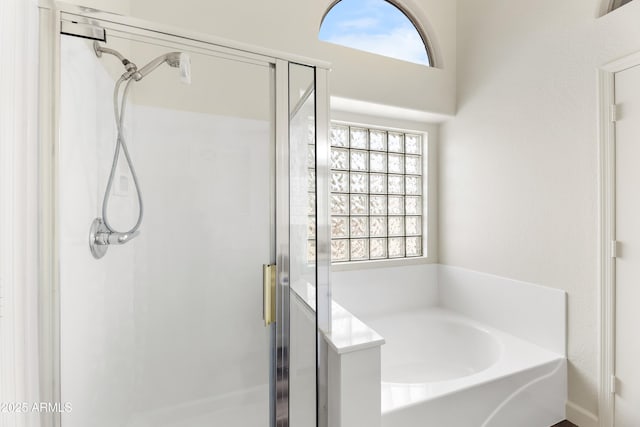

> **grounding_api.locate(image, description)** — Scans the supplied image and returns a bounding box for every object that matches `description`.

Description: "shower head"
[135,52,191,84]
[93,42,191,84]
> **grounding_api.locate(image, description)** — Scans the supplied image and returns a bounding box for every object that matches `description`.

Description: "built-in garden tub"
[368,308,565,427]
[331,264,568,427]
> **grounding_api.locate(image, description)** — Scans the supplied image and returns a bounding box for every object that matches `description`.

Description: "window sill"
[330,255,435,272]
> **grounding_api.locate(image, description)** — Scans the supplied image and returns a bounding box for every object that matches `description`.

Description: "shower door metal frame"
[37,3,331,427]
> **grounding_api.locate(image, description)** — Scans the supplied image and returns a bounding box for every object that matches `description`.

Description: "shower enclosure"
[38,4,330,427]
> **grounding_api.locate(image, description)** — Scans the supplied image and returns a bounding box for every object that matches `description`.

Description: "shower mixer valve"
[89,218,140,259]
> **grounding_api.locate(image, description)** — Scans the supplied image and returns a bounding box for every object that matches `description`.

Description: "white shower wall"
[59,32,139,427]
[60,35,274,427]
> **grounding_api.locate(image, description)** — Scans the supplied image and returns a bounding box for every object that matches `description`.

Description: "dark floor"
[551,421,578,427]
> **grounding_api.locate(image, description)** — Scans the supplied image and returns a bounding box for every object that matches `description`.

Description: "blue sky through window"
[319,0,430,66]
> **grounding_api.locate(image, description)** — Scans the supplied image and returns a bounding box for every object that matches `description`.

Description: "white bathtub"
[367,308,566,427]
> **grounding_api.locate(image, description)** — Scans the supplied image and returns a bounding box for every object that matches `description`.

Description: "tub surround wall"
[331,263,438,321]
[332,263,566,357]
[439,265,567,356]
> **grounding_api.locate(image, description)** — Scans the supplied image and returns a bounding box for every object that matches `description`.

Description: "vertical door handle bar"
[263,264,276,326]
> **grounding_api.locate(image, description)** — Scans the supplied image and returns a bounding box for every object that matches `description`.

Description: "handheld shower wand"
[134,52,191,84]
[90,42,191,259]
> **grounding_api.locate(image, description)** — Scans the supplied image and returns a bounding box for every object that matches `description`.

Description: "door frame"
[37,3,331,427]
[0,0,40,419]
[598,50,640,427]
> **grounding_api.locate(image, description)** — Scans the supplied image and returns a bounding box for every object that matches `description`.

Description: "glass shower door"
[59,31,275,427]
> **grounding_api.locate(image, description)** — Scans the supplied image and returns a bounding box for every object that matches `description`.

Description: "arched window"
[319,0,433,66]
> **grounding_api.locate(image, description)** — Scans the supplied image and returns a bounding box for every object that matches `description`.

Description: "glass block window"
[328,123,424,262]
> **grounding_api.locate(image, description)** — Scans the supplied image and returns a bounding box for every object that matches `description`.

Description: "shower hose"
[101,76,144,236]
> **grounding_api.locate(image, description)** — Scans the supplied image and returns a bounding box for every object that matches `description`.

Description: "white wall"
[438,265,566,357]
[61,0,456,116]
[440,0,640,420]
